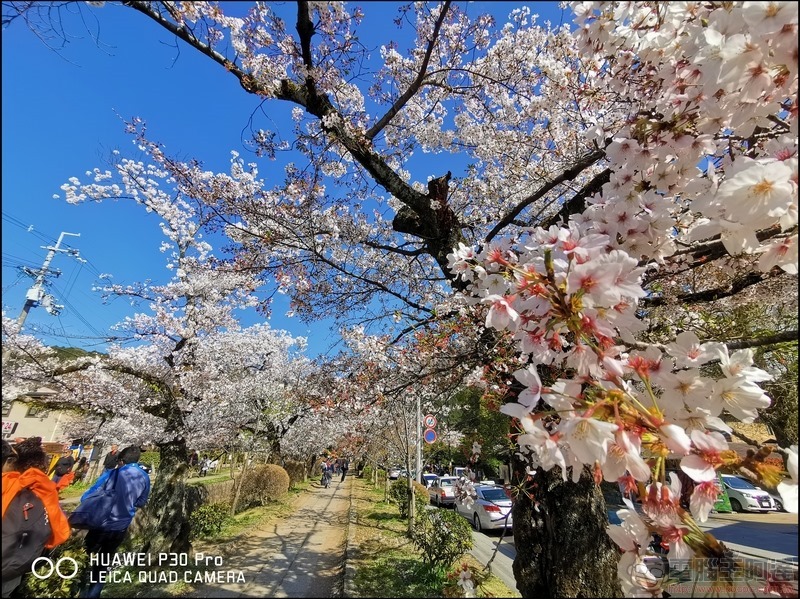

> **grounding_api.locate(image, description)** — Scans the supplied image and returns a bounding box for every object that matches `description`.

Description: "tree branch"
[485,149,605,243]
[624,330,797,353]
[365,0,451,140]
[641,271,784,308]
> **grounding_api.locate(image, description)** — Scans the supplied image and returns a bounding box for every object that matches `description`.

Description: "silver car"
[455,484,513,532]
[428,476,458,507]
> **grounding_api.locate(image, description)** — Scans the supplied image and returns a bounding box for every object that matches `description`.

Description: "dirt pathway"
[188,476,352,598]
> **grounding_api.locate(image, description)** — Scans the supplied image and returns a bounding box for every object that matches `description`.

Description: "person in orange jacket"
[55,469,76,491]
[2,437,71,597]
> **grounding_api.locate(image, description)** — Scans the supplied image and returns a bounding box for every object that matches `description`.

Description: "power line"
[1,211,58,245]
[48,279,107,339]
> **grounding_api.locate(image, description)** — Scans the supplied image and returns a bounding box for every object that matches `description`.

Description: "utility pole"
[2,231,80,363]
[416,394,422,484]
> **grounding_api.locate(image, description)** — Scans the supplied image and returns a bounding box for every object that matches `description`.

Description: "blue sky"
[2,1,567,358]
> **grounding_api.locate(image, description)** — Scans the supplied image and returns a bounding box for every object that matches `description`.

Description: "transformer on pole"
[2,231,80,363]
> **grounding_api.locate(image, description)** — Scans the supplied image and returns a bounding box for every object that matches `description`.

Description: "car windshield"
[724,476,757,490]
[480,488,509,501]
[438,479,455,487]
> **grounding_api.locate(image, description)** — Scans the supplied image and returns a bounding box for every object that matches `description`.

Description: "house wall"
[1,400,71,443]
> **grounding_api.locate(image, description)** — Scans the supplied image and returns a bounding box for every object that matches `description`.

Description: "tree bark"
[230,450,250,516]
[138,438,202,555]
[511,461,622,598]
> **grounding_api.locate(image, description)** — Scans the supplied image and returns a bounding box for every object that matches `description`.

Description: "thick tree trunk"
[137,438,202,556]
[512,461,622,598]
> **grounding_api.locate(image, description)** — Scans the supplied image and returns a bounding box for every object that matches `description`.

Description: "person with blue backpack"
[73,445,151,598]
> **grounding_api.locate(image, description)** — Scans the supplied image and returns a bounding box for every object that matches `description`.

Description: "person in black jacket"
[50,449,75,483]
[102,444,120,471]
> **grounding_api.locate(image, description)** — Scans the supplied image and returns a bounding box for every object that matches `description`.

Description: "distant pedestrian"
[340,458,349,482]
[102,443,120,472]
[321,460,332,488]
[50,448,75,484]
[199,457,210,477]
[73,456,90,484]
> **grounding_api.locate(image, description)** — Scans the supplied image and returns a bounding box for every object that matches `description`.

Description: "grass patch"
[350,478,518,598]
[58,480,93,500]
[186,472,232,485]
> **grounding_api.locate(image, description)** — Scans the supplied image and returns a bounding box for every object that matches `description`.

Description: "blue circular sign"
[423,428,438,444]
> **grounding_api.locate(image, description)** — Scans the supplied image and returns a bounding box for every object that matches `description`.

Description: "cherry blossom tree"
[5,1,798,595]
[1,162,312,553]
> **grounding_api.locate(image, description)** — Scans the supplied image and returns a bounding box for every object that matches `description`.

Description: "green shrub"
[17,534,89,598]
[389,477,429,519]
[362,464,374,480]
[376,468,386,481]
[139,450,160,471]
[239,463,291,509]
[190,502,231,538]
[413,508,474,569]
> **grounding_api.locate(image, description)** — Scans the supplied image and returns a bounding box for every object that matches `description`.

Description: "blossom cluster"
[443,6,798,592]
[449,217,795,592]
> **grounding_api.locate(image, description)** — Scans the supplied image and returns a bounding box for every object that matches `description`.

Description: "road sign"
[423,414,437,428]
[423,428,438,444]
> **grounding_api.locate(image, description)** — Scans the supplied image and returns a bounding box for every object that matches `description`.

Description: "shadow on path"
[187,479,352,598]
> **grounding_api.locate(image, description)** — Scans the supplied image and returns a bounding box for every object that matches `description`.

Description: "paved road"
[469,529,518,596]
[462,507,797,599]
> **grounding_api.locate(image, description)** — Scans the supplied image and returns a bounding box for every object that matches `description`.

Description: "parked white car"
[387,466,403,480]
[422,473,439,488]
[428,476,458,507]
[720,474,777,512]
[454,484,513,532]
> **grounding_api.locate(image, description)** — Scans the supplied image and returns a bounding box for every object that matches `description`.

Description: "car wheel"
[774,498,784,512]
[473,513,483,532]
[729,498,743,513]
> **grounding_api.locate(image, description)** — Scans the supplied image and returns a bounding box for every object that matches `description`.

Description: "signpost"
[2,420,18,437]
[423,428,438,444]
[423,414,437,428]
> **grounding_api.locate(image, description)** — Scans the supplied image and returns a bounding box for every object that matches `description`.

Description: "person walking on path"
[340,458,350,482]
[321,460,333,488]
[77,445,151,599]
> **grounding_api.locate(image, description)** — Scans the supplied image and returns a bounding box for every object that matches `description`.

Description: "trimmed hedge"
[238,463,290,510]
[282,459,307,488]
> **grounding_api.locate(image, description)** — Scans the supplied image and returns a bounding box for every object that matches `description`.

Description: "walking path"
[187,476,353,598]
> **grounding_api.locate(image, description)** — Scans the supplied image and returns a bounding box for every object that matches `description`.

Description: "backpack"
[1,488,53,579]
